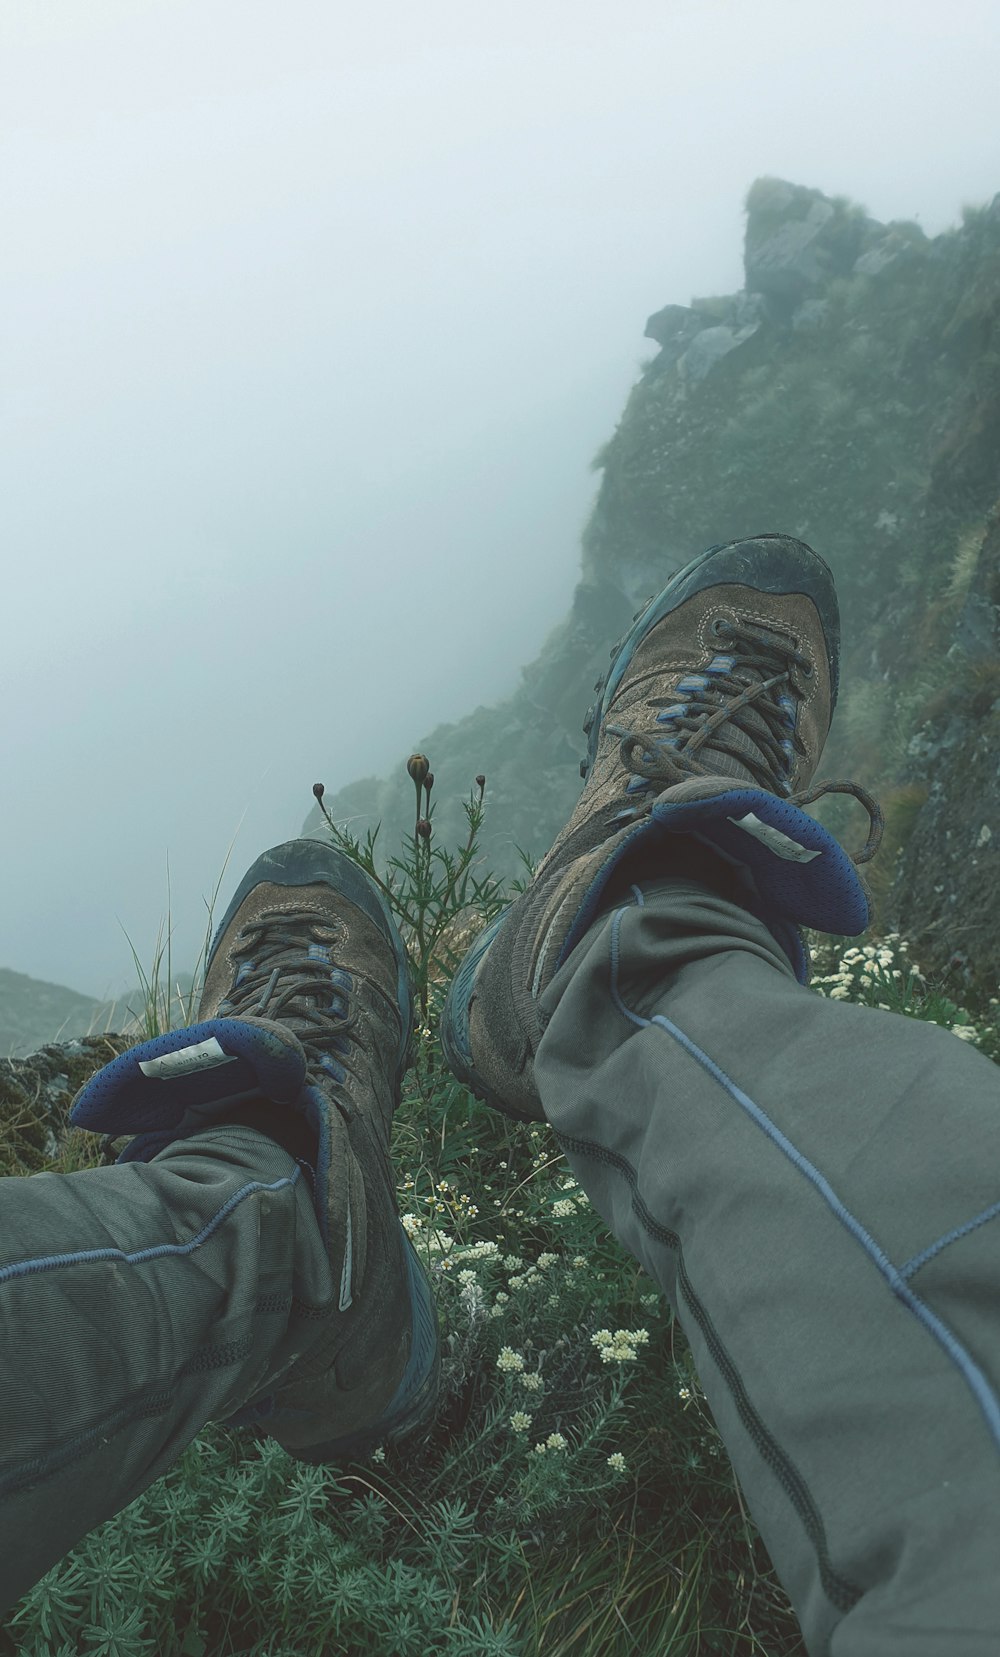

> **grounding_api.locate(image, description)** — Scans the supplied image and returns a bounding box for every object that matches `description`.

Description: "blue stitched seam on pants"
[549,1120,864,1613]
[608,891,1000,1456]
[0,1168,304,1287]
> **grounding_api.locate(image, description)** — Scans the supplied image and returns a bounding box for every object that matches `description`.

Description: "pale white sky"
[2,0,998,1000]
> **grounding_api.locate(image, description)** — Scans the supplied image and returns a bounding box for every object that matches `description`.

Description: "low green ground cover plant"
[3,764,997,1657]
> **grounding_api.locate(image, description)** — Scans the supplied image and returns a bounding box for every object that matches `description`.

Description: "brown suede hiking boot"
[441,534,885,1122]
[69,839,440,1463]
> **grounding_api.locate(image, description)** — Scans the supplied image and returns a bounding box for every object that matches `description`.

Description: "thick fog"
[3,0,998,1001]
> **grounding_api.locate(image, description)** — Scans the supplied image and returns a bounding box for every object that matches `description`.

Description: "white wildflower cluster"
[510,1411,533,1433]
[814,941,906,1006]
[813,937,989,1045]
[496,1346,525,1374]
[606,1452,627,1472]
[591,1328,651,1363]
[519,1373,543,1393]
[398,1176,479,1224]
[552,1200,576,1218]
[536,1253,559,1270]
[950,1023,982,1045]
[533,1432,567,1454]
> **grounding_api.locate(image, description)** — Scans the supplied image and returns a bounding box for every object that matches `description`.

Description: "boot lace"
[608,617,884,869]
[216,908,363,1123]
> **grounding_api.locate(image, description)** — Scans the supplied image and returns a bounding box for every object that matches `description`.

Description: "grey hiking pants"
[2,873,999,1654]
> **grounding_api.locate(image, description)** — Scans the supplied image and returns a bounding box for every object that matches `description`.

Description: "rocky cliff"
[300,177,1000,1016]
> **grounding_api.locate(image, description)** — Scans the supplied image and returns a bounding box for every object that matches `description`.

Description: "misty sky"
[3,0,999,1004]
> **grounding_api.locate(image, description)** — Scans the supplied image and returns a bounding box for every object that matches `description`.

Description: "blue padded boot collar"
[558,785,873,988]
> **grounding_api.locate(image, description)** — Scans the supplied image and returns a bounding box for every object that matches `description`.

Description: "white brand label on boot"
[139,1037,239,1079]
[728,812,822,864]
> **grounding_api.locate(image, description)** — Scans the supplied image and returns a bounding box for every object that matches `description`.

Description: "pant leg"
[533,875,1000,1657]
[0,1126,333,1614]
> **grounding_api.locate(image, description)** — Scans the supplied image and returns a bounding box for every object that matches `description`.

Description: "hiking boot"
[69,839,440,1463]
[441,533,885,1123]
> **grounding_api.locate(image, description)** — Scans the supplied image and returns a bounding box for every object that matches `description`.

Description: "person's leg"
[534,873,1000,1657]
[441,534,1000,1655]
[0,1123,328,1613]
[0,839,441,1616]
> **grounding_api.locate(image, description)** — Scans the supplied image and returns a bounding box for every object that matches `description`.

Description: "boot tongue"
[700,723,774,788]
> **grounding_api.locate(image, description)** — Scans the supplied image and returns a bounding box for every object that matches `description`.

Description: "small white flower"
[606,1452,627,1472]
[537,1253,559,1270]
[552,1200,576,1218]
[545,1432,567,1450]
[520,1373,543,1393]
[496,1346,525,1373]
[510,1411,532,1433]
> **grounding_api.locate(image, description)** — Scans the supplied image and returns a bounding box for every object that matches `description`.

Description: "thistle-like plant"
[311,759,519,1044]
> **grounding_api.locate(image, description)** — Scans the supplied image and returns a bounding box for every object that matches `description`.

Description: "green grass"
[2,762,997,1657]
